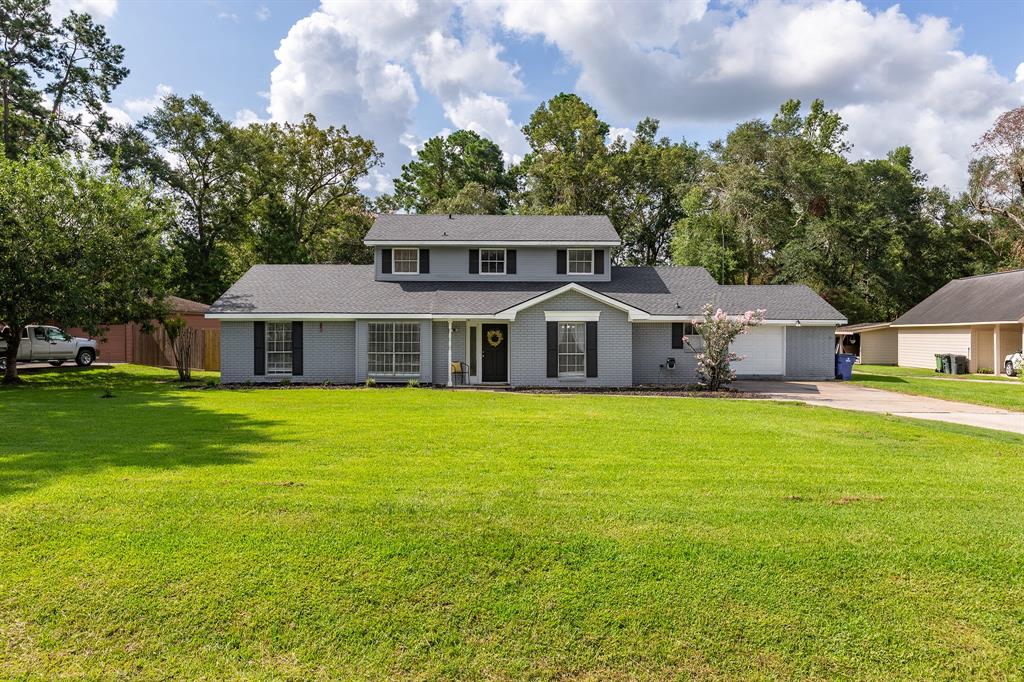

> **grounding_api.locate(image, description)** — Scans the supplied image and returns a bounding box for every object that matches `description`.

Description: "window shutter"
[546,321,558,378]
[671,323,685,349]
[556,249,567,275]
[594,249,605,275]
[507,249,517,274]
[585,321,598,378]
[291,321,303,376]
[419,248,430,274]
[381,248,392,274]
[469,249,479,274]
[253,321,265,376]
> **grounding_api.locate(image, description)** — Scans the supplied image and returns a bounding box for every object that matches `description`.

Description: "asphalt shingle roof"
[364,214,621,243]
[210,265,846,321]
[893,269,1024,325]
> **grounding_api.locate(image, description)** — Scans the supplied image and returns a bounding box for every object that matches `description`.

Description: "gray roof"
[836,322,892,335]
[893,269,1024,325]
[364,214,621,244]
[210,265,845,321]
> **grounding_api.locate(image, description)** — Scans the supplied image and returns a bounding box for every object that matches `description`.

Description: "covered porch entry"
[438,319,510,386]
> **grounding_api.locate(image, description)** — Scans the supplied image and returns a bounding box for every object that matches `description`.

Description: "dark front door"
[481,324,508,383]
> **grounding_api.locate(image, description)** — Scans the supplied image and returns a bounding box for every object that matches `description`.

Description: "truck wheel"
[76,349,95,367]
[1007,361,1016,377]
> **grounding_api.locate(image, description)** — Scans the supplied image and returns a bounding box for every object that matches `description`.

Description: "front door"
[481,323,508,383]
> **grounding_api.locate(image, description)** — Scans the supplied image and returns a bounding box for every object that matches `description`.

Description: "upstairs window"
[266,322,293,375]
[567,249,594,275]
[392,248,419,274]
[480,249,506,274]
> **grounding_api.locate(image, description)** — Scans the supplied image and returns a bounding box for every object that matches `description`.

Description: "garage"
[730,326,786,375]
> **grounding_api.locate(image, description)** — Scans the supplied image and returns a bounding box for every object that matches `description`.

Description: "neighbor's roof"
[835,321,892,335]
[209,265,845,321]
[167,295,209,315]
[364,214,621,245]
[892,269,1024,326]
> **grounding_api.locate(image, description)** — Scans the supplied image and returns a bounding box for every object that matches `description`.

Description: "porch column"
[994,324,1001,374]
[447,320,453,387]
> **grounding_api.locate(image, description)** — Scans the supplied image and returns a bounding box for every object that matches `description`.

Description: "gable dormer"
[364,215,620,283]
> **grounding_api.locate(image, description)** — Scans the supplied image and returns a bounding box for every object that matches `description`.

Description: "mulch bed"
[189,381,756,398]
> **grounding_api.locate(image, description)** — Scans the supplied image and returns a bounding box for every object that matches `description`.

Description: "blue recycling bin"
[835,353,856,380]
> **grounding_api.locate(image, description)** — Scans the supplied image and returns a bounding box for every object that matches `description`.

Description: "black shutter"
[253,321,265,376]
[381,248,392,274]
[291,321,303,376]
[556,249,567,275]
[671,323,685,349]
[469,249,479,274]
[507,249,517,274]
[419,248,430,274]
[585,321,598,378]
[594,249,605,275]
[546,321,558,378]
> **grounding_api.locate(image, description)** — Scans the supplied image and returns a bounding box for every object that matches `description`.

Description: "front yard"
[853,364,1024,412]
[1,366,1023,679]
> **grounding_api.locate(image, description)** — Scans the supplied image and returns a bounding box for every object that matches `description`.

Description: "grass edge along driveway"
[853,363,1024,412]
[1,365,1023,679]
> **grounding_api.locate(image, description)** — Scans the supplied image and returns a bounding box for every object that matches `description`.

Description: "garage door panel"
[730,326,785,375]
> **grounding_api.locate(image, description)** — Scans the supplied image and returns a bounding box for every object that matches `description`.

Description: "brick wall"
[631,323,699,384]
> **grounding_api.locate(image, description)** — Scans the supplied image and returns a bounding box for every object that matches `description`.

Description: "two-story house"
[208,215,846,386]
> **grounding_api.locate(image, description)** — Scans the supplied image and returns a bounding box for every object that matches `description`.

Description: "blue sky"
[82,0,1024,192]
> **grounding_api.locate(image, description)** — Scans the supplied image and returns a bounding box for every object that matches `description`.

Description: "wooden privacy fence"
[136,327,220,371]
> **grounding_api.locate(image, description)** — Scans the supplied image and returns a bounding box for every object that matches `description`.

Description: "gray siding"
[631,323,699,384]
[355,319,433,384]
[375,246,612,283]
[219,320,355,383]
[431,321,466,385]
[508,291,632,387]
[785,326,836,379]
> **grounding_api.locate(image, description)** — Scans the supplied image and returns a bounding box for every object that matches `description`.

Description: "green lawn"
[2,366,1023,679]
[853,364,1024,412]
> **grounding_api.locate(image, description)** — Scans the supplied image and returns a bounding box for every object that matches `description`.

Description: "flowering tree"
[682,304,766,390]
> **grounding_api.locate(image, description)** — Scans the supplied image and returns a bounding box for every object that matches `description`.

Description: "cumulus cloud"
[50,0,117,20]
[443,93,528,163]
[122,84,173,118]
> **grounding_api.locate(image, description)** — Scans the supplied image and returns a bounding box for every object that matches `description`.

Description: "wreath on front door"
[486,328,504,348]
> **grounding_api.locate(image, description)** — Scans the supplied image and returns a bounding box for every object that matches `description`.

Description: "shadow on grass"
[0,367,279,498]
[852,373,908,386]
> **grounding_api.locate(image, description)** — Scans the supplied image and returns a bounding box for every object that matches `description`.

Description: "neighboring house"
[890,269,1024,374]
[835,322,898,365]
[207,215,846,386]
[65,296,219,365]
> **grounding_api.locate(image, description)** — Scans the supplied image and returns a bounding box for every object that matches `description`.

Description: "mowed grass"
[1,366,1023,680]
[853,364,1024,412]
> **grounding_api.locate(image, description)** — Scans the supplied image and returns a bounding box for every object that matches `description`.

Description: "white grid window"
[480,249,506,274]
[266,322,292,375]
[558,322,585,376]
[682,322,703,352]
[567,249,594,275]
[392,248,419,274]
[368,322,420,375]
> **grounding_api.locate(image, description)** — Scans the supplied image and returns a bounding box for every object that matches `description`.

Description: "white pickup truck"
[0,325,99,371]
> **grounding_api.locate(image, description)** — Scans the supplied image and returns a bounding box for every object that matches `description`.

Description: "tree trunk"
[2,330,22,384]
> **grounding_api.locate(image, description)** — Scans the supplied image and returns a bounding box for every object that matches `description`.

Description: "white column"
[447,320,453,387]
[994,324,1001,374]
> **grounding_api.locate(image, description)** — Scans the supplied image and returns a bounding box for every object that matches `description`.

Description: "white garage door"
[730,326,785,375]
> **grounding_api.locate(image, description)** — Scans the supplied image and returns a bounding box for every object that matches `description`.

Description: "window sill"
[557,375,587,383]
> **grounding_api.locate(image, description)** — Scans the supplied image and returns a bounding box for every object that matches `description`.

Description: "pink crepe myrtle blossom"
[682,304,766,390]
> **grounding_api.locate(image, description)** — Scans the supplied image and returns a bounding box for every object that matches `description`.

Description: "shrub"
[682,304,766,391]
[406,379,420,388]
[1014,356,1024,381]
[279,379,291,387]
[365,377,377,387]
[978,367,993,375]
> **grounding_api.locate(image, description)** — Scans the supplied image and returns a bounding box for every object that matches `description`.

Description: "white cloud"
[412,31,523,101]
[233,108,267,126]
[122,84,173,118]
[607,126,636,147]
[217,10,239,22]
[50,0,117,21]
[1016,62,1024,84]
[442,93,528,164]
[255,5,271,21]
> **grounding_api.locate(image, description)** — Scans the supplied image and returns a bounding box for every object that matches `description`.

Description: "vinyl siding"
[897,327,972,369]
[375,246,612,282]
[858,327,898,365]
[631,323,698,384]
[508,291,632,387]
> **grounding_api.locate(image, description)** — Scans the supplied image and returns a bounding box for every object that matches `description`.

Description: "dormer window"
[392,248,419,274]
[567,249,594,275]
[479,249,506,275]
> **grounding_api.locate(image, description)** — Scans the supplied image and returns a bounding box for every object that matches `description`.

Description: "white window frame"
[682,322,703,353]
[266,322,293,375]
[557,321,586,378]
[367,321,421,376]
[567,248,594,275]
[391,248,419,275]
[479,248,506,275]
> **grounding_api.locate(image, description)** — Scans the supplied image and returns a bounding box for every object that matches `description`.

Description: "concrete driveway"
[733,380,1024,435]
